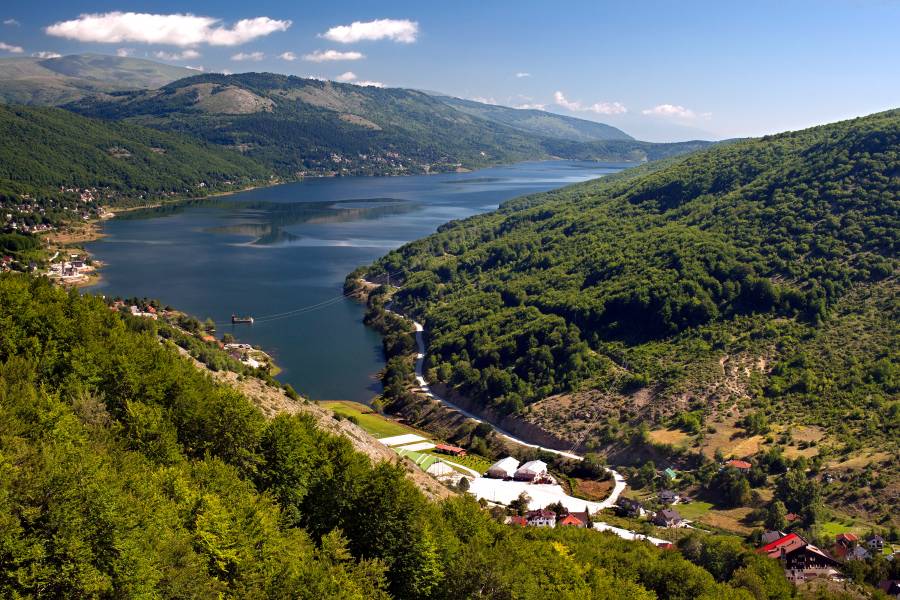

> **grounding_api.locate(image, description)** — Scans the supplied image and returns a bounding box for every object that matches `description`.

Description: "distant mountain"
[66,72,710,176]
[436,96,634,142]
[0,54,195,105]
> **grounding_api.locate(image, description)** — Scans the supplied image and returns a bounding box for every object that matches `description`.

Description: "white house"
[514,460,548,482]
[526,509,556,527]
[486,457,520,479]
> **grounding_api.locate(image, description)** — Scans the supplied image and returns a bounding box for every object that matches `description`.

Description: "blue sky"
[2,0,898,141]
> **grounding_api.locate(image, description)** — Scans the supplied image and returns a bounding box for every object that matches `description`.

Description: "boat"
[231,314,254,324]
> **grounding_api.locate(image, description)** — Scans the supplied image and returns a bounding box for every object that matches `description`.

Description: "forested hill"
[65,72,711,176]
[365,109,899,449]
[0,273,793,598]
[0,104,269,203]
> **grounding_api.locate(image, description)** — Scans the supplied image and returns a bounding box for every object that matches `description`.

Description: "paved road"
[384,304,626,509]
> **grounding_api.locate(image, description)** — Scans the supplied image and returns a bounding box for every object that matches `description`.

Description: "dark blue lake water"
[86,160,625,402]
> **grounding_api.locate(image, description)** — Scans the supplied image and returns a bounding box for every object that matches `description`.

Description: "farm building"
[434,443,467,457]
[486,457,520,479]
[514,460,548,482]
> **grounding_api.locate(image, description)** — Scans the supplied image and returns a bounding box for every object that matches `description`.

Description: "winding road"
[385,305,626,510]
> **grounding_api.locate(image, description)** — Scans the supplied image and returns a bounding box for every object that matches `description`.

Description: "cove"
[86,160,626,402]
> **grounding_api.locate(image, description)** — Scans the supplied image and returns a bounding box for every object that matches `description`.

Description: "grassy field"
[676,500,714,521]
[320,401,421,439]
[425,451,492,475]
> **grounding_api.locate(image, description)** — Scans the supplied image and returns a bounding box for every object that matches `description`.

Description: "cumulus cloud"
[514,103,546,110]
[302,49,364,62]
[553,91,626,115]
[354,80,384,88]
[154,49,200,61]
[3,19,20,27]
[32,51,62,58]
[45,12,291,47]
[641,104,711,119]
[231,51,264,61]
[321,18,417,44]
[471,96,497,105]
[335,71,357,82]
[0,41,23,53]
[116,47,134,57]
[278,51,296,61]
[515,72,531,78]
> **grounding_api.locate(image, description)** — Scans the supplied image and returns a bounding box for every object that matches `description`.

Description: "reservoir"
[86,160,625,402]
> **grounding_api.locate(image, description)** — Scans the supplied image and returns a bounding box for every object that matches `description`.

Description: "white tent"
[426,461,454,477]
[514,460,548,481]
[486,456,520,479]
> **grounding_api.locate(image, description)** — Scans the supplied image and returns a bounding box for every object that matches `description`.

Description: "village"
[319,399,900,597]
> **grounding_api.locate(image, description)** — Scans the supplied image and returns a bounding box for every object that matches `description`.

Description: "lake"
[86,160,626,402]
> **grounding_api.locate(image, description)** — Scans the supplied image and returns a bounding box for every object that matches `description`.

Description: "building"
[761,531,787,546]
[558,513,587,528]
[867,535,886,554]
[616,497,646,518]
[758,533,841,581]
[526,509,556,528]
[486,457,520,479]
[659,489,678,505]
[434,443,467,457]
[652,509,683,528]
[664,467,678,480]
[846,546,871,561]
[506,515,528,527]
[725,459,752,472]
[834,533,859,559]
[514,460,548,482]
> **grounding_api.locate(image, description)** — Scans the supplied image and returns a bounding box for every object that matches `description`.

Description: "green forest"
[0,104,269,218]
[363,109,899,444]
[0,274,796,599]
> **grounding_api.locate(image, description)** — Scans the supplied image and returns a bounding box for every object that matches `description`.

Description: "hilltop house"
[725,459,752,473]
[514,460,548,482]
[652,509,683,528]
[486,457,520,479]
[758,533,841,582]
[526,509,556,528]
[616,497,646,518]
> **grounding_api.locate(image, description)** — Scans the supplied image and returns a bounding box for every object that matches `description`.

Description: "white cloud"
[553,91,627,115]
[116,47,134,57]
[32,51,62,59]
[514,103,546,110]
[515,72,531,78]
[154,49,200,61]
[303,49,364,62]
[45,12,291,47]
[335,71,357,82]
[471,96,497,105]
[185,65,204,71]
[278,51,296,61]
[0,41,23,53]
[321,18,417,44]
[641,104,711,120]
[231,51,264,61]
[355,80,384,88]
[3,19,20,27]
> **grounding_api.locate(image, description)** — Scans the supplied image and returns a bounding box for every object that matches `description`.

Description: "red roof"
[785,512,800,522]
[726,459,752,469]
[758,533,805,557]
[434,443,466,454]
[508,516,527,527]
[558,514,586,527]
[836,533,859,543]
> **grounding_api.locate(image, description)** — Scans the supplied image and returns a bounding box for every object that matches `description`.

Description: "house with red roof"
[758,533,841,582]
[834,533,859,559]
[506,515,528,527]
[434,443,467,457]
[525,509,556,528]
[725,459,752,472]
[558,513,587,528]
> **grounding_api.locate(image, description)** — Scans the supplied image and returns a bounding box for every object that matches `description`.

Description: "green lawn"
[425,451,492,475]
[676,501,714,520]
[320,401,422,439]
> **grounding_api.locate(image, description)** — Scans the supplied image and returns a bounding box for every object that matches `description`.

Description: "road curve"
[383,305,626,508]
